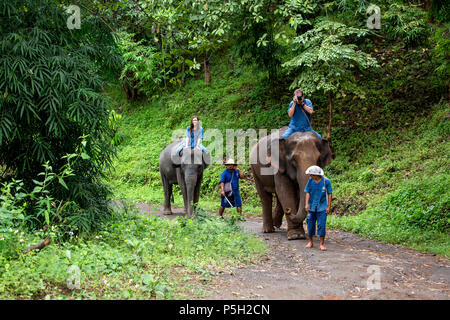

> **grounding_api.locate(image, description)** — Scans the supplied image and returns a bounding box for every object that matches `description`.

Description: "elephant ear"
[202,151,211,168]
[317,138,333,168]
[267,137,289,174]
[171,146,181,168]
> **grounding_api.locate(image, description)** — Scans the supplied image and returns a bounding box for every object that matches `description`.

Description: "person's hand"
[326,206,330,214]
[305,204,310,212]
[221,190,225,197]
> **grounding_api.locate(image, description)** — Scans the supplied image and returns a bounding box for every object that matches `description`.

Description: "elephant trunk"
[185,174,198,217]
[290,170,309,225]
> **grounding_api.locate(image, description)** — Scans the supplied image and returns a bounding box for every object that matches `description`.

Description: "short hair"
[294,89,303,95]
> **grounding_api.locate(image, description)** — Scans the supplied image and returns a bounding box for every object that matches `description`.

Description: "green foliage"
[383,3,430,46]
[0,161,74,260]
[379,176,449,233]
[117,32,163,100]
[431,23,450,81]
[0,0,120,231]
[0,204,266,299]
[283,17,378,93]
[428,0,450,23]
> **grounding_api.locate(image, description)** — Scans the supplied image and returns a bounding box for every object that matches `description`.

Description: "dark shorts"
[220,189,242,208]
[306,210,327,236]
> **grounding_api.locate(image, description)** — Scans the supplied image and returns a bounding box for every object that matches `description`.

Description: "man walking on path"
[219,159,244,219]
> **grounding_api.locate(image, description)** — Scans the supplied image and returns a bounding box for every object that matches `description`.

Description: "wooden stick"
[23,237,51,252]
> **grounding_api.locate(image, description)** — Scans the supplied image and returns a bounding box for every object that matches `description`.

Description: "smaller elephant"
[159,139,210,217]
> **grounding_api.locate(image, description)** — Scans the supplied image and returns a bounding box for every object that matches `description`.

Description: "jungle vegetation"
[0,0,448,299]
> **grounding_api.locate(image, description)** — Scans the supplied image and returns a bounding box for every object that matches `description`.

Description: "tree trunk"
[204,53,211,87]
[131,79,137,101]
[327,92,334,140]
[229,57,234,71]
[181,59,185,87]
[122,81,131,101]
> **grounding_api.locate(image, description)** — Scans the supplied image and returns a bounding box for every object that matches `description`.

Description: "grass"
[326,100,450,257]
[0,204,266,299]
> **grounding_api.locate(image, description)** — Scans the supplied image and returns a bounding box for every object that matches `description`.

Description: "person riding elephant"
[159,138,210,217]
[175,115,208,156]
[282,89,322,140]
[250,127,333,240]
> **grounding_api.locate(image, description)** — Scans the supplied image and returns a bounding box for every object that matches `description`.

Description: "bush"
[384,4,429,46]
[379,176,449,233]
[0,204,266,299]
[0,0,120,232]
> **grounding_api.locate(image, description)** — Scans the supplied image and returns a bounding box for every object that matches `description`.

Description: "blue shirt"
[304,177,333,212]
[220,169,240,190]
[185,126,204,148]
[287,99,313,131]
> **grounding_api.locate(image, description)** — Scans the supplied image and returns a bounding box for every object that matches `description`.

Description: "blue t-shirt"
[185,126,204,148]
[304,177,333,212]
[287,99,313,131]
[220,169,240,190]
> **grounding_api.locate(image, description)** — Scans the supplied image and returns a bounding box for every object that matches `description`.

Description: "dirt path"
[134,202,449,300]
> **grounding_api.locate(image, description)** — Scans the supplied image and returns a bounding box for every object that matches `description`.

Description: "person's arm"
[303,99,314,115]
[236,167,244,179]
[196,127,204,147]
[220,171,226,197]
[326,179,333,214]
[185,127,190,147]
[305,193,310,212]
[326,193,332,214]
[288,101,296,118]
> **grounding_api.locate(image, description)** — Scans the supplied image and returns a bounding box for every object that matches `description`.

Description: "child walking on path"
[219,158,244,218]
[304,165,333,251]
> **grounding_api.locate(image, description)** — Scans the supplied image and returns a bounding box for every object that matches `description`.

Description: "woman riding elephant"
[176,115,208,156]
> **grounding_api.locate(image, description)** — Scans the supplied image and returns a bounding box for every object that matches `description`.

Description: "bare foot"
[305,242,313,248]
[319,245,327,251]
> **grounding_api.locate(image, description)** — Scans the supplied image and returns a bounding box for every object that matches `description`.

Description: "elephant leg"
[176,169,188,214]
[193,173,202,205]
[161,174,172,215]
[254,175,274,233]
[272,195,284,228]
[274,174,305,240]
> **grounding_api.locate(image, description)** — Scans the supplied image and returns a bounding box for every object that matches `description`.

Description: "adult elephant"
[250,127,333,240]
[159,139,210,217]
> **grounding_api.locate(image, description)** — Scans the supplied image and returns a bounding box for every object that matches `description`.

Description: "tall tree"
[283,17,378,139]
